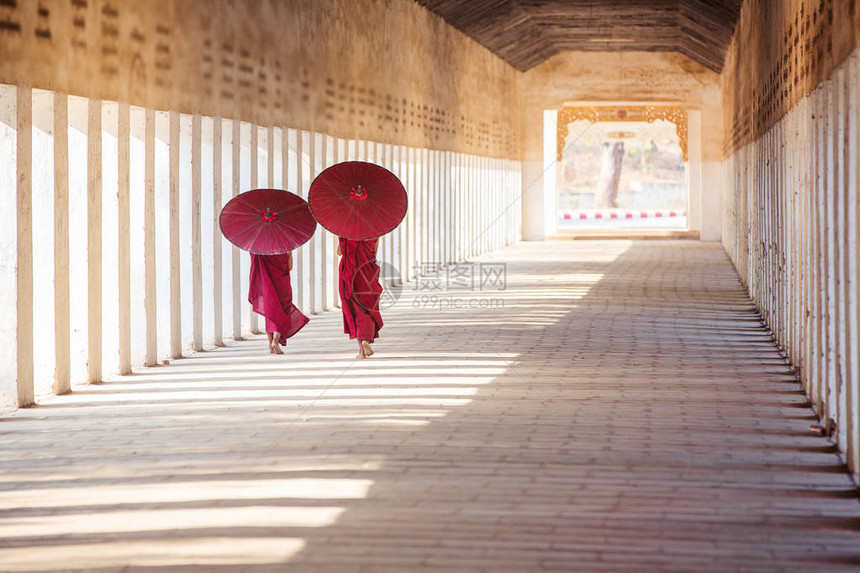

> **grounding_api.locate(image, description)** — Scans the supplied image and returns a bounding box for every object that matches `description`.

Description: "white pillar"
[117,102,131,374]
[144,108,157,365]
[455,152,463,260]
[218,118,233,344]
[212,117,223,346]
[200,117,215,347]
[432,150,440,264]
[448,151,454,263]
[406,147,416,279]
[53,92,70,392]
[100,102,119,379]
[522,107,547,241]
[687,110,704,237]
[323,135,336,310]
[397,145,407,283]
[267,125,275,188]
[238,123,251,336]
[470,154,477,257]
[835,68,849,450]
[230,119,242,340]
[304,130,316,313]
[0,86,24,406]
[542,112,558,240]
[382,143,393,284]
[421,148,429,267]
[152,112,170,360]
[87,98,102,383]
[314,132,325,311]
[294,130,305,312]
[282,126,290,191]
[191,115,203,351]
[333,138,343,308]
[824,83,839,434]
[847,55,860,476]
[249,124,259,333]
[32,90,56,396]
[813,89,825,410]
[169,110,182,358]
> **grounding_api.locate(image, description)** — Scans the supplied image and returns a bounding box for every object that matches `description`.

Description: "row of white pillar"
[0,84,522,408]
[722,52,860,477]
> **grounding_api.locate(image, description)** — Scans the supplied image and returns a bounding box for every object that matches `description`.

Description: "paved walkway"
[1,241,859,573]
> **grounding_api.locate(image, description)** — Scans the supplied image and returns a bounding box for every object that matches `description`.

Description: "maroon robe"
[339,237,383,341]
[249,253,309,345]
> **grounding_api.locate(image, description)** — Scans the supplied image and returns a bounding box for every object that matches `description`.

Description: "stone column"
[824,82,840,436]
[54,92,71,392]
[305,130,316,313]
[169,110,182,358]
[323,135,336,309]
[521,106,547,241]
[282,126,289,191]
[231,119,242,340]
[117,102,131,374]
[432,150,439,265]
[87,98,102,383]
[848,55,860,476]
[2,86,30,405]
[144,108,157,364]
[422,148,430,267]
[470,154,477,257]
[212,118,223,347]
[333,138,343,308]
[314,133,325,310]
[249,124,258,333]
[413,147,422,275]
[294,130,305,312]
[381,143,392,284]
[455,152,462,260]
[191,115,203,351]
[686,110,703,237]
[398,145,407,283]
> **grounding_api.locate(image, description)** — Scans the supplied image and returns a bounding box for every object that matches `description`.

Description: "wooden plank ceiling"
[413,0,744,72]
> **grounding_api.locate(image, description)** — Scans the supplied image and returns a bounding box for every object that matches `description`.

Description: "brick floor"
[1,240,859,572]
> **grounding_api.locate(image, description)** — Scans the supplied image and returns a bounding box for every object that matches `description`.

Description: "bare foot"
[355,353,366,360]
[361,341,374,357]
[272,344,284,355]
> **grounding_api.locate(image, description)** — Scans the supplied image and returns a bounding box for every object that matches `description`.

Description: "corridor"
[2,241,858,572]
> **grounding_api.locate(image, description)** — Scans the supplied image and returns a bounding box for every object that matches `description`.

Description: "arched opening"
[553,104,690,233]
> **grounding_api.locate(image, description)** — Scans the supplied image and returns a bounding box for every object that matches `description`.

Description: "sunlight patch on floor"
[0,537,306,571]
[0,506,344,538]
[0,478,374,510]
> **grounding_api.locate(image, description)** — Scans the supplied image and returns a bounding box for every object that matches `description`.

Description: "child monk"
[248,252,309,354]
[337,237,383,359]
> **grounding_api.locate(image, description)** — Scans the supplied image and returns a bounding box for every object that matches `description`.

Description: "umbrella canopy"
[219,188,317,254]
[308,161,407,240]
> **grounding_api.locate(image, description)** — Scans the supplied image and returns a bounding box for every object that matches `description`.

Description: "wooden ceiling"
[414,0,744,72]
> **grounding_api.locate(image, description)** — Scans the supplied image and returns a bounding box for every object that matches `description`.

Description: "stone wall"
[0,0,520,158]
[720,0,860,476]
[722,0,858,155]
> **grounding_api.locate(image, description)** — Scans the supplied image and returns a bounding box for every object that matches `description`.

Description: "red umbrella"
[308,161,407,240]
[219,189,317,254]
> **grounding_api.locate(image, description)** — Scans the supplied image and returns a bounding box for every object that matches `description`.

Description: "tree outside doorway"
[557,120,686,230]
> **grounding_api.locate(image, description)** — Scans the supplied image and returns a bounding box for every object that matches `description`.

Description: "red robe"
[339,237,383,341]
[249,253,309,345]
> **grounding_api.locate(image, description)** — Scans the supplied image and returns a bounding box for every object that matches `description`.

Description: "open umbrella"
[308,161,407,240]
[219,188,317,254]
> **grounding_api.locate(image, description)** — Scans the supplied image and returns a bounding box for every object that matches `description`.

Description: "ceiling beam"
[413,0,742,72]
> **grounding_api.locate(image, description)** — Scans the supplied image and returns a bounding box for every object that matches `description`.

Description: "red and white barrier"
[561,209,687,221]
